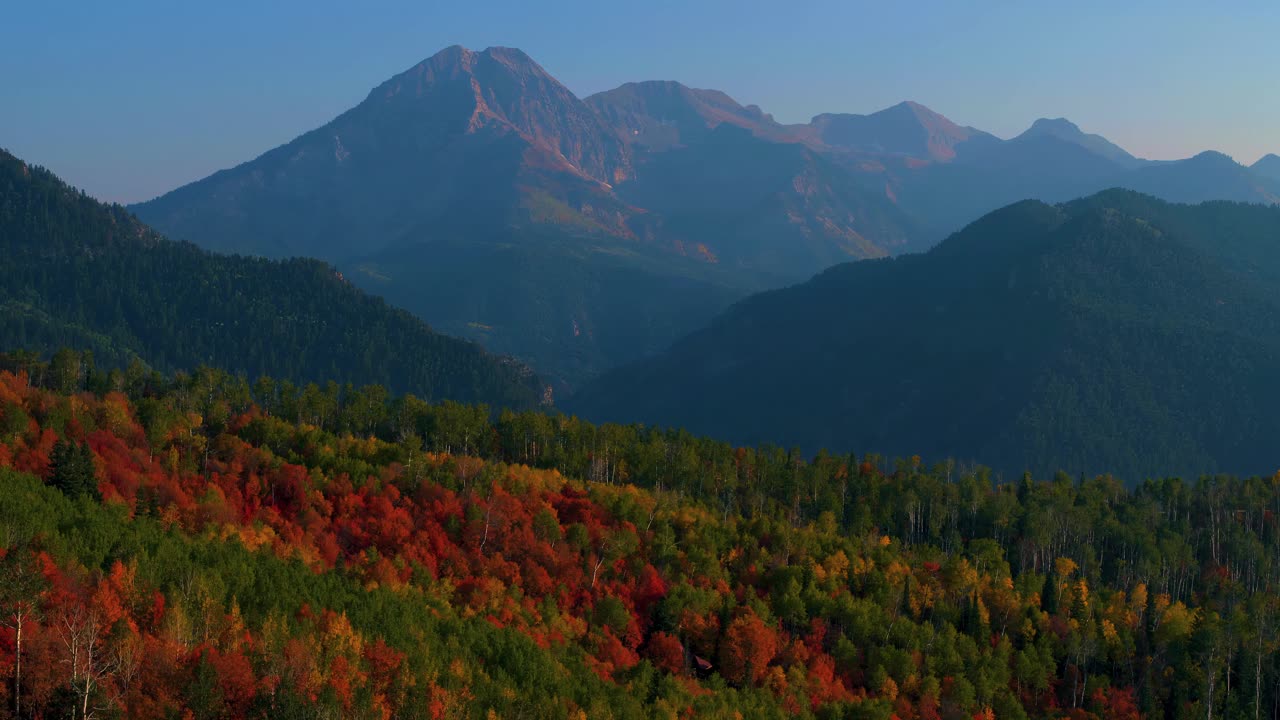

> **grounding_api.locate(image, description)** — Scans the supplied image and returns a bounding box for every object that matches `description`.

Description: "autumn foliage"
[0,360,1270,718]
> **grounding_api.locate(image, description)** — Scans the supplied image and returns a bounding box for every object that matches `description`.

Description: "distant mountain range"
[570,191,1280,480]
[0,148,546,409]
[131,44,1279,388]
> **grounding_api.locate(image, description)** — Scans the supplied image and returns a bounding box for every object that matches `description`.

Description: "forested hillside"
[0,149,545,410]
[571,191,1280,480]
[0,353,1278,718]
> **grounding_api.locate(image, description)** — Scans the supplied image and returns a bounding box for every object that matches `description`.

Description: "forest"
[0,149,545,411]
[571,191,1280,480]
[0,349,1277,719]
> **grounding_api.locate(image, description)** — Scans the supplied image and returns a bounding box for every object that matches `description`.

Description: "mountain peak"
[1029,117,1083,134]
[1017,117,1140,167]
[808,101,990,161]
[892,100,940,118]
[1250,153,1280,181]
[363,44,629,185]
[419,44,534,64]
[389,44,557,95]
[1188,150,1237,165]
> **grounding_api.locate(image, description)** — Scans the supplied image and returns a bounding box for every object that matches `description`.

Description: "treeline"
[1,350,1279,717]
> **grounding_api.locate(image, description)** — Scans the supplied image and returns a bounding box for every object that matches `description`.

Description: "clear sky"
[4,0,1278,204]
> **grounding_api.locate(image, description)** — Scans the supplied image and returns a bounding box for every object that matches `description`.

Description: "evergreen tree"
[49,439,98,499]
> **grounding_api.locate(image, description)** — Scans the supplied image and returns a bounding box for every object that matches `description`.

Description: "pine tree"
[49,439,99,499]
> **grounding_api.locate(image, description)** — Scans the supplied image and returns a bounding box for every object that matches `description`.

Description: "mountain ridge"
[132,46,927,387]
[130,43,1279,390]
[808,100,999,161]
[0,147,547,409]
[569,190,1280,479]
[1014,117,1145,168]
[586,80,796,149]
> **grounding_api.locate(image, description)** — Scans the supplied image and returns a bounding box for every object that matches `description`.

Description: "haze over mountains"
[571,191,1280,480]
[132,44,1278,391]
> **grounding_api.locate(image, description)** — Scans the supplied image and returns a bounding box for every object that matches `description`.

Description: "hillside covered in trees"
[571,190,1280,481]
[0,149,545,411]
[0,353,1277,718]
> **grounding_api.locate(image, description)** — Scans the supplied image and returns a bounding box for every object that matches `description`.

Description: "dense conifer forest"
[572,191,1280,480]
[0,149,545,412]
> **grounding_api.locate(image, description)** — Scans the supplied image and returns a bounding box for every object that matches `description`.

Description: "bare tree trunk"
[591,555,605,588]
[479,504,492,554]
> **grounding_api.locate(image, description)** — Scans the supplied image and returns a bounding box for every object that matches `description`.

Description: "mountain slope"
[132,45,636,260]
[570,191,1280,479]
[343,229,744,390]
[897,133,1124,233]
[0,148,545,408]
[616,125,921,275]
[131,46,922,388]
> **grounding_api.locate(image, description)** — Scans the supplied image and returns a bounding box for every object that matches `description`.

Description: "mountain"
[132,45,635,260]
[0,148,546,408]
[1014,117,1145,168]
[807,101,999,161]
[1117,151,1279,205]
[615,125,921,275]
[340,229,744,392]
[1253,153,1280,180]
[892,124,1277,233]
[570,191,1280,480]
[896,132,1125,234]
[1256,154,1280,196]
[129,45,1273,389]
[586,80,797,149]
[132,46,922,388]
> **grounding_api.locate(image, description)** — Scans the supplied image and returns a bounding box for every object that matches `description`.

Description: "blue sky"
[4,0,1278,204]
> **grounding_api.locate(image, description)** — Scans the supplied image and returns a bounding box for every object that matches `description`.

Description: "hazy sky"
[4,0,1278,204]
